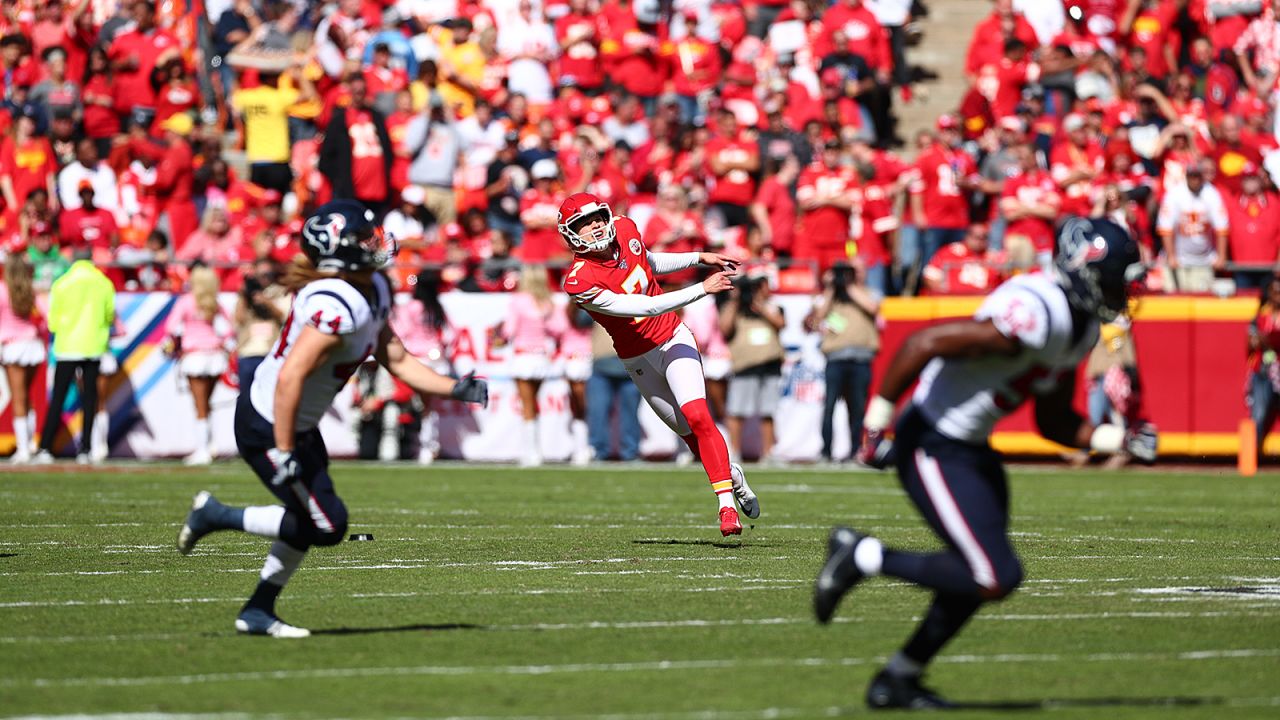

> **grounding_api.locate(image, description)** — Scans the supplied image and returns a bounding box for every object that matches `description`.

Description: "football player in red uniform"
[559,192,760,536]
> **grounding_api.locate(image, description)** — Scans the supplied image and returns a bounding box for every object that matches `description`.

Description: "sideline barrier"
[0,293,1260,460]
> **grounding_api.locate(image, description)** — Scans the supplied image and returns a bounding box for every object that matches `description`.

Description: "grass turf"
[0,462,1277,719]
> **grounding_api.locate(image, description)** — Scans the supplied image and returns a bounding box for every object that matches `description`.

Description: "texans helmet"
[300,199,396,272]
[558,192,616,253]
[1054,217,1146,322]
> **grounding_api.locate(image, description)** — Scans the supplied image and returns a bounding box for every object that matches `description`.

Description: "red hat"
[1083,97,1105,113]
[77,178,94,192]
[442,222,464,240]
[261,189,283,205]
[936,114,959,131]
[30,220,53,236]
[820,67,843,85]
[1243,161,1262,176]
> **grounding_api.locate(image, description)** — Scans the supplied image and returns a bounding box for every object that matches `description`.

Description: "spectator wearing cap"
[57,139,118,214]
[319,75,394,214]
[554,0,606,95]
[232,63,316,197]
[108,1,181,125]
[922,222,1003,295]
[363,6,420,85]
[907,116,978,279]
[1157,161,1229,293]
[519,158,566,263]
[437,17,485,118]
[0,108,57,217]
[486,133,529,244]
[130,112,199,253]
[1051,113,1105,218]
[796,139,860,272]
[670,5,722,126]
[26,220,68,291]
[750,154,801,259]
[403,91,462,224]
[1000,142,1061,265]
[59,181,119,258]
[1226,163,1280,290]
[706,109,761,230]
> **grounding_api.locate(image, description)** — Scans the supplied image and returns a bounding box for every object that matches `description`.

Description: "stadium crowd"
[3,0,1280,464]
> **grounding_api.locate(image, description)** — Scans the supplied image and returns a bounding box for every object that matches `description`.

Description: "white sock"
[419,411,439,454]
[260,540,307,586]
[26,410,36,450]
[854,536,884,576]
[379,404,399,460]
[717,491,735,509]
[12,416,29,454]
[93,411,109,453]
[571,419,588,452]
[194,418,210,454]
[242,505,286,538]
[522,419,539,456]
[885,652,923,678]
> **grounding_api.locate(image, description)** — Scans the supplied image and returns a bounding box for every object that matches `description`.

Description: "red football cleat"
[719,506,742,537]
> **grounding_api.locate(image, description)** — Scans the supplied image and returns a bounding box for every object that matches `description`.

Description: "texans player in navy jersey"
[175,200,489,638]
[814,218,1158,708]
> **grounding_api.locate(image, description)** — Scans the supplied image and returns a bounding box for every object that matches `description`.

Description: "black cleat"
[866,669,954,710]
[813,526,866,624]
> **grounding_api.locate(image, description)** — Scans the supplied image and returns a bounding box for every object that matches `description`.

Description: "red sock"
[680,399,732,495]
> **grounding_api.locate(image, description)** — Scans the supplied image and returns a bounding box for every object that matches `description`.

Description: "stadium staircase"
[897,0,989,150]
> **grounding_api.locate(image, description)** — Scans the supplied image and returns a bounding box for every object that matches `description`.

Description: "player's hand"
[451,371,489,407]
[266,448,300,487]
[1125,422,1158,464]
[855,428,895,469]
[702,271,735,295]
[699,252,738,273]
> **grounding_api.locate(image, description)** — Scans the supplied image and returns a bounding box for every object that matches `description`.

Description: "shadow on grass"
[632,539,771,549]
[946,696,1221,711]
[311,622,482,636]
[0,553,18,558]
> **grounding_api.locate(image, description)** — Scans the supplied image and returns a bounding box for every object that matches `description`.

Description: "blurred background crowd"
[3,0,1280,465]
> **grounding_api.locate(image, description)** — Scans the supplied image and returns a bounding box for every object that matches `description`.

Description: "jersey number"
[273,310,295,359]
[621,265,649,324]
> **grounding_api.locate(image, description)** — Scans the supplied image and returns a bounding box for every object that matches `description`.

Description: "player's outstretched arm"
[646,251,738,276]
[857,320,1020,467]
[574,271,735,318]
[274,326,341,452]
[1035,374,1158,463]
[376,326,489,406]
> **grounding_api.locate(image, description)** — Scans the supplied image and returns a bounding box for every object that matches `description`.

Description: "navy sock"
[204,498,244,530]
[243,581,283,614]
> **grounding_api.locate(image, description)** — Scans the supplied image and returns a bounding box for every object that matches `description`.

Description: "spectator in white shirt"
[1013,0,1064,48]
[1157,163,1230,293]
[497,0,558,104]
[57,138,118,214]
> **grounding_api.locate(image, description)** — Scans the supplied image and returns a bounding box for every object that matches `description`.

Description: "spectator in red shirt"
[555,0,605,94]
[670,8,722,125]
[966,0,1039,80]
[131,112,198,252]
[817,0,892,75]
[0,108,57,216]
[922,222,1004,295]
[1227,164,1280,290]
[750,154,801,259]
[1120,0,1181,80]
[81,47,120,160]
[796,139,859,271]
[319,75,394,214]
[518,158,566,263]
[706,109,761,229]
[153,59,201,136]
[1051,113,1106,217]
[108,0,181,123]
[1211,115,1264,197]
[909,115,978,268]
[643,184,706,286]
[999,143,1061,264]
[59,181,119,258]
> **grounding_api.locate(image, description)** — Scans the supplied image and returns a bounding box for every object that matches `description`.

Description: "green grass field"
[0,462,1277,719]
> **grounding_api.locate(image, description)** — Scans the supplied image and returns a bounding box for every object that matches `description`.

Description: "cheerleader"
[494,265,561,466]
[165,265,234,465]
[1,254,45,464]
[389,269,454,464]
[558,303,594,465]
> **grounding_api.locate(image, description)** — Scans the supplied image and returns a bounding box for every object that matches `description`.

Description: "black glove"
[451,371,489,407]
[266,448,300,487]
[1125,423,1158,464]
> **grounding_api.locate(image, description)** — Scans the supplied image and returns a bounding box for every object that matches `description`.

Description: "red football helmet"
[557,192,616,253]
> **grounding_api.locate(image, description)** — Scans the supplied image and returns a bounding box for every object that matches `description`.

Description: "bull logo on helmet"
[303,213,346,256]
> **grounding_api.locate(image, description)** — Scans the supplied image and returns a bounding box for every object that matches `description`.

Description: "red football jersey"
[562,217,680,359]
[910,145,974,230]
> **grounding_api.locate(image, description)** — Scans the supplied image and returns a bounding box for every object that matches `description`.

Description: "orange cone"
[1239,419,1258,477]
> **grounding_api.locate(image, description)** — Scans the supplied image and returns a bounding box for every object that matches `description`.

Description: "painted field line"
[4,648,1278,689]
[1,609,1272,646]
